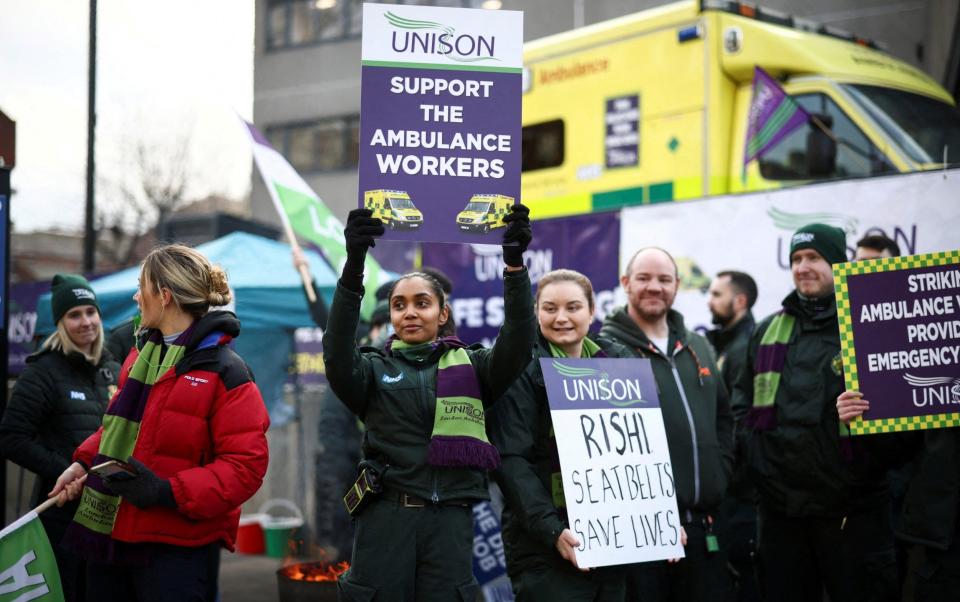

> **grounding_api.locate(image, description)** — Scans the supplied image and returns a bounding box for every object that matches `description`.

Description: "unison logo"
[904,373,960,408]
[386,12,498,63]
[554,361,647,407]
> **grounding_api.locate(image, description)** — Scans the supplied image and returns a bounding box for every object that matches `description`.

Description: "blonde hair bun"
[208,265,232,306]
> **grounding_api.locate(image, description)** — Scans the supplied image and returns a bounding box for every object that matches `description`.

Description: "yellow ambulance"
[363,189,424,230]
[521,0,960,219]
[456,194,514,233]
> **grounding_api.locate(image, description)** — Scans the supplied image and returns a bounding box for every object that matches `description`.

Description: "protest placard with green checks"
[834,249,960,435]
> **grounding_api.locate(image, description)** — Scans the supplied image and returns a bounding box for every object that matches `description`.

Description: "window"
[843,84,960,165]
[522,119,565,172]
[268,0,483,51]
[758,93,894,181]
[266,115,360,173]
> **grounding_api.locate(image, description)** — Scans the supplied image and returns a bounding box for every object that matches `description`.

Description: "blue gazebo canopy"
[37,231,338,334]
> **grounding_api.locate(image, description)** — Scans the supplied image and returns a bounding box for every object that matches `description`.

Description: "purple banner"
[357,65,521,244]
[287,327,327,388]
[845,260,960,423]
[421,212,622,345]
[540,358,660,412]
[8,281,47,376]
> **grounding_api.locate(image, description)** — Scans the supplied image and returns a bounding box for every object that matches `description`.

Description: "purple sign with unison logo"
[357,67,521,244]
[540,358,660,412]
[847,262,960,422]
[421,212,622,345]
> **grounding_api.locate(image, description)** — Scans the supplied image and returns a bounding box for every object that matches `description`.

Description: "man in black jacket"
[707,270,757,395]
[733,224,896,602]
[707,270,759,602]
[600,247,733,602]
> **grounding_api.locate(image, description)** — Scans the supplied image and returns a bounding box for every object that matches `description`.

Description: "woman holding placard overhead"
[487,269,637,601]
[321,206,534,600]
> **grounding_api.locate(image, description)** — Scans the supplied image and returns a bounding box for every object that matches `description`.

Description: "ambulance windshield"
[844,84,960,165]
[464,201,491,213]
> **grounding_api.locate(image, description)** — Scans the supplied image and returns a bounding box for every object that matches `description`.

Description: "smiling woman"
[0,273,119,602]
[486,268,636,599]
[321,205,534,598]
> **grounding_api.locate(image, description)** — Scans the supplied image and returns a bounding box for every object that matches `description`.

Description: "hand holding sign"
[501,203,532,269]
[837,390,870,424]
[556,528,589,572]
[341,208,386,292]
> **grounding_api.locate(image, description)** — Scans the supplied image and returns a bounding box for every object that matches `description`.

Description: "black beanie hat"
[51,273,99,324]
[789,223,848,265]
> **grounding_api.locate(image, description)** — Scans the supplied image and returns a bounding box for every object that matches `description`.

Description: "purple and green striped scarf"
[389,337,500,471]
[64,325,195,562]
[746,312,851,441]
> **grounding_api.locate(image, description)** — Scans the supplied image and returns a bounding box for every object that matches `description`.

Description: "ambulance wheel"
[482,224,490,234]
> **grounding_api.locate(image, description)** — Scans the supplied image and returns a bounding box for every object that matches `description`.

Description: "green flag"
[244,120,391,318]
[0,511,64,602]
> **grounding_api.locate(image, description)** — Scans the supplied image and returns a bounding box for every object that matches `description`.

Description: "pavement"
[219,550,284,602]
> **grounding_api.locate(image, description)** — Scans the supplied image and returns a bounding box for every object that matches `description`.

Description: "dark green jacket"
[732,292,888,517]
[706,311,755,397]
[600,307,734,516]
[322,269,535,504]
[488,333,631,578]
[0,347,119,524]
[707,312,756,501]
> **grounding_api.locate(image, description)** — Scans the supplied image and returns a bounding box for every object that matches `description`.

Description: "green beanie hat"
[51,273,99,324]
[789,223,848,265]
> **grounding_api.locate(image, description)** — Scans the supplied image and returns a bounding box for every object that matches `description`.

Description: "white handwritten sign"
[541,358,684,568]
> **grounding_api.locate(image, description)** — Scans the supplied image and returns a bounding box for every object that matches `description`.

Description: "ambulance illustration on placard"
[364,190,424,230]
[456,194,513,234]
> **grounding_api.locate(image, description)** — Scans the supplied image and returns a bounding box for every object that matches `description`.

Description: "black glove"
[341,209,385,292]
[104,457,176,510]
[501,203,532,268]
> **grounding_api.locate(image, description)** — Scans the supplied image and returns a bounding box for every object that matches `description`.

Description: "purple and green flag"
[0,511,65,602]
[743,67,810,168]
[244,120,392,319]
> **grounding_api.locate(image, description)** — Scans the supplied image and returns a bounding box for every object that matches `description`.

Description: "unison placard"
[540,358,683,568]
[834,250,960,434]
[359,3,522,244]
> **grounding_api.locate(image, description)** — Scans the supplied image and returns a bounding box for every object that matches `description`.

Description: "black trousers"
[86,542,220,602]
[913,540,960,602]
[625,516,730,602]
[512,565,625,602]
[338,497,479,602]
[717,496,760,602]
[758,504,897,602]
[42,516,86,602]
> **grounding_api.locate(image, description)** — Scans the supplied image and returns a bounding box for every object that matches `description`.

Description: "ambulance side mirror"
[806,113,837,178]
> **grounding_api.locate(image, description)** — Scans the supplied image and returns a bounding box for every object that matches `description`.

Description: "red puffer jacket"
[75,311,270,550]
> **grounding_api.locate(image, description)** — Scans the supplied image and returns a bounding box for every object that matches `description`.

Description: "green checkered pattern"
[853,412,960,435]
[833,249,960,435]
